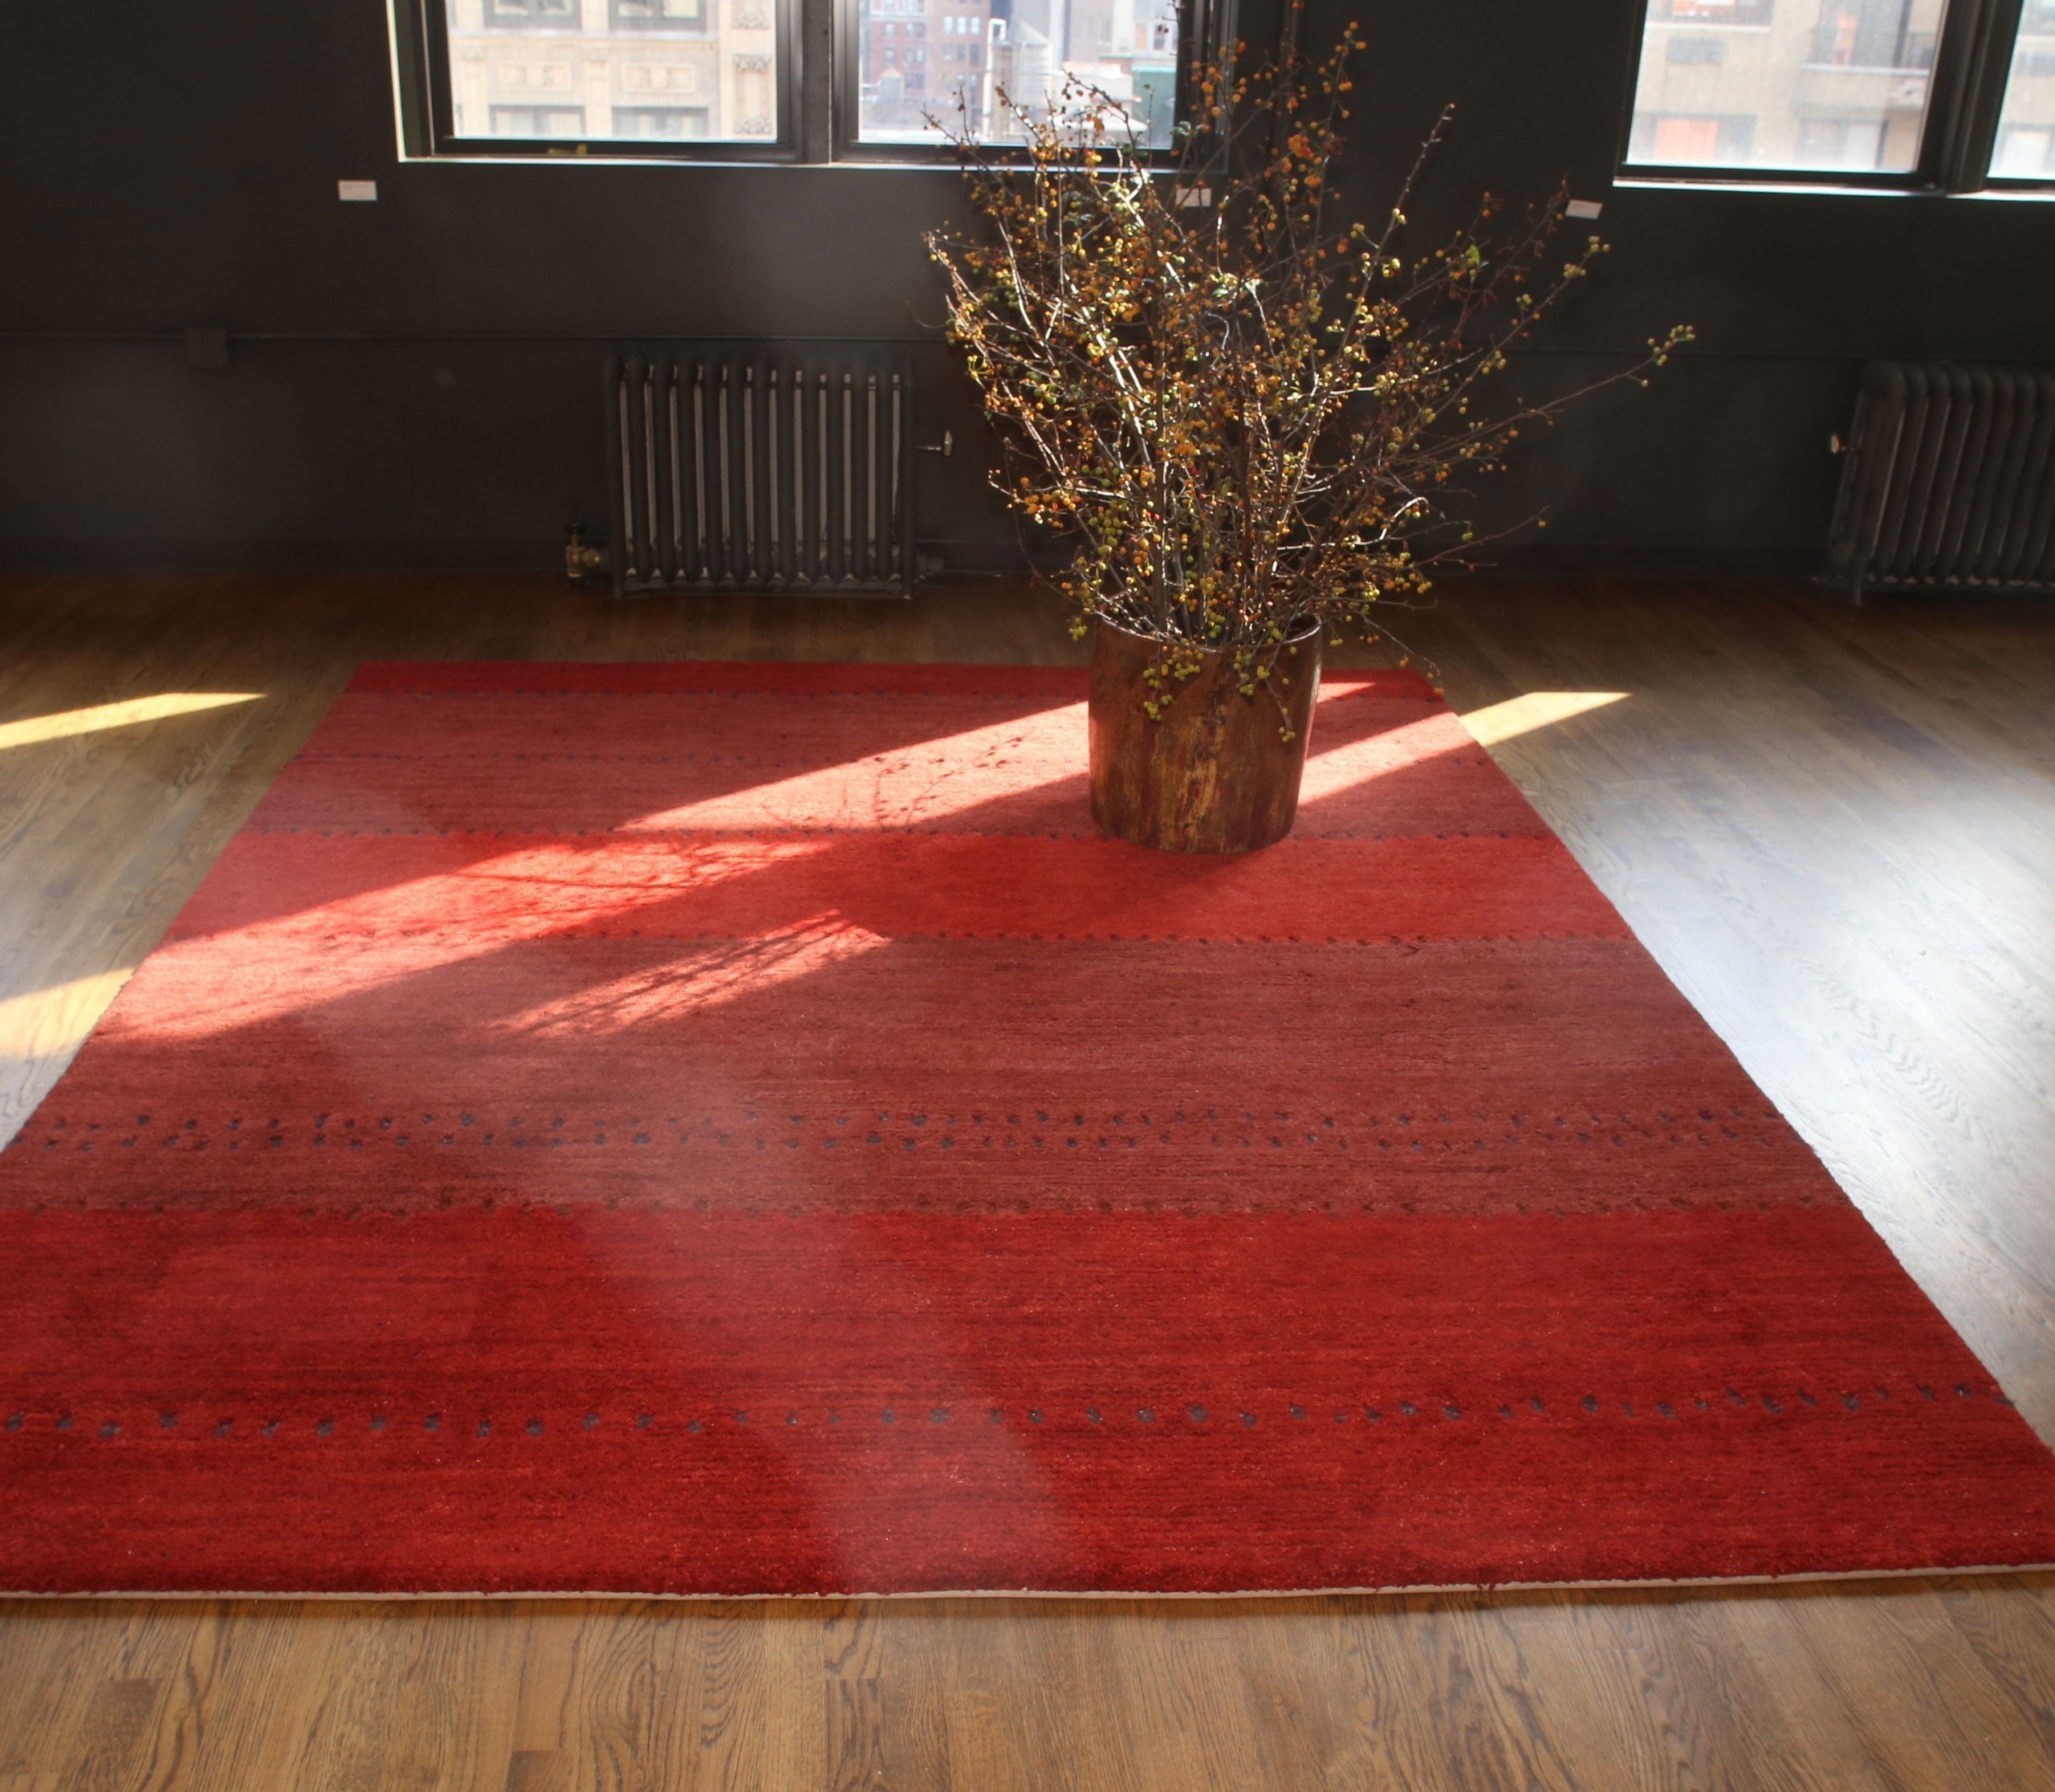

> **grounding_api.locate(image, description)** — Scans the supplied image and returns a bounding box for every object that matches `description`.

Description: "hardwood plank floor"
[1,569,2052,1790]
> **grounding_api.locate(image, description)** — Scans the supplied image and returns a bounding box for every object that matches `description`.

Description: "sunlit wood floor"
[2,569,2053,1790]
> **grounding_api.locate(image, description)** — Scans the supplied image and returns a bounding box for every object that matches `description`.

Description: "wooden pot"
[1088,618,1322,854]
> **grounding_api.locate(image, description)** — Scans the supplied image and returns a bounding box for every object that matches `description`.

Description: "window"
[1992,0,2055,178]
[393,0,1205,161]
[1623,0,2055,187]
[850,0,1180,145]
[417,0,782,152]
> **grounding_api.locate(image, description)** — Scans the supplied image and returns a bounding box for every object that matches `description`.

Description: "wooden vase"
[1088,618,1322,854]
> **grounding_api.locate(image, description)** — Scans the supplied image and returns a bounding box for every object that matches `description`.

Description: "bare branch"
[924,35,1693,694]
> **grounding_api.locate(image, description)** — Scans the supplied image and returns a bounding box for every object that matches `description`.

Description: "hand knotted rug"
[4,660,2053,1596]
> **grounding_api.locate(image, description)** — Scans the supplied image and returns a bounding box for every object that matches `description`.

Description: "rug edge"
[340,660,1438,699]
[7,1563,2053,1603]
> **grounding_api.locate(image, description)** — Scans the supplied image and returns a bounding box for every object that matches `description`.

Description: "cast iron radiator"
[604,347,916,597]
[1825,360,2055,600]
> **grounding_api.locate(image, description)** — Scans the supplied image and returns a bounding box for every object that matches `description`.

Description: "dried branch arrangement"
[927,22,1692,702]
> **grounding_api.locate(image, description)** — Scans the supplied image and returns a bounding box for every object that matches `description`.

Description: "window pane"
[853,0,1179,147]
[446,0,776,143]
[490,103,588,133]
[1992,0,2055,178]
[1628,0,1947,175]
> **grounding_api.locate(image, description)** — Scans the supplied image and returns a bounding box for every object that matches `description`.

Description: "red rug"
[3,660,2052,1595]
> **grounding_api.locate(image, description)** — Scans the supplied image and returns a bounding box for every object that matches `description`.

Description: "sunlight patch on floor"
[0,967,138,1061]
[0,692,263,752]
[1461,691,1629,747]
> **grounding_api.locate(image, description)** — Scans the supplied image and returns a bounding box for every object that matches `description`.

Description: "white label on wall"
[337,180,379,202]
[1565,198,1603,220]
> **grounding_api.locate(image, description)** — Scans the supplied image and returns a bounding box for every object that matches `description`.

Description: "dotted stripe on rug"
[2,1381,2016,1444]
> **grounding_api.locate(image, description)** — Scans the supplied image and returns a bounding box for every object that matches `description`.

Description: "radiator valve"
[564,523,606,581]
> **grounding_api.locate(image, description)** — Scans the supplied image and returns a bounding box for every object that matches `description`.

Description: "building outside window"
[610,0,709,25]
[612,103,713,133]
[1793,112,1890,163]
[486,102,587,132]
[1630,112,1760,161]
[442,0,766,145]
[853,0,1180,146]
[1629,0,1943,176]
[482,0,580,25]
[1992,0,2055,176]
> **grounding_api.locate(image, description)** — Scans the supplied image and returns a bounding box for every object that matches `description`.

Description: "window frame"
[393,0,1232,165]
[400,0,803,162]
[1616,0,2049,192]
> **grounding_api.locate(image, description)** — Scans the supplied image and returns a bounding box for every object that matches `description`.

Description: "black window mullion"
[1928,0,2030,186]
[799,0,835,159]
[418,0,462,149]
[391,0,440,156]
[827,0,865,161]
[1186,0,1242,142]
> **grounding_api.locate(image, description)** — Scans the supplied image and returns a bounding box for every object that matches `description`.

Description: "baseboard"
[1478,542,1821,583]
[922,539,1827,586]
[0,537,566,573]
[0,536,1027,580]
[921,539,1065,578]
[0,535,1823,586]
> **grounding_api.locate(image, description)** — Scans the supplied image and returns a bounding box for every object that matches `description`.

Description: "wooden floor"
[2,570,2053,1790]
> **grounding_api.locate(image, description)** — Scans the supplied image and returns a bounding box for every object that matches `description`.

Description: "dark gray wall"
[3,0,2052,574]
